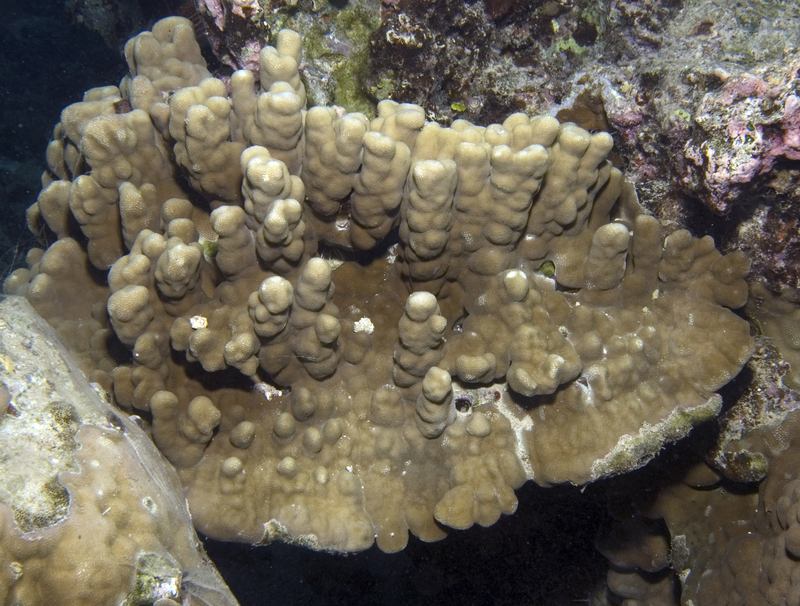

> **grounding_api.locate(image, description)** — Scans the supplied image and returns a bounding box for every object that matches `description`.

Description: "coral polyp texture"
[0,296,238,606]
[4,17,754,554]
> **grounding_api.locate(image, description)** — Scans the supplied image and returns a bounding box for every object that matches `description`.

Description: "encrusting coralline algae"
[2,16,754,556]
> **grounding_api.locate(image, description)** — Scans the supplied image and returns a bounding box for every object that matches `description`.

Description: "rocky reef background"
[2,1,800,605]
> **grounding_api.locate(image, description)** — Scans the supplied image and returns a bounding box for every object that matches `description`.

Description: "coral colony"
[5,13,800,605]
[5,14,751,547]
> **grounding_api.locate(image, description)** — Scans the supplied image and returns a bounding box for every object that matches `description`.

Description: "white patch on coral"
[190,315,208,329]
[254,383,283,401]
[386,243,399,265]
[325,257,344,270]
[491,385,535,479]
[353,317,374,334]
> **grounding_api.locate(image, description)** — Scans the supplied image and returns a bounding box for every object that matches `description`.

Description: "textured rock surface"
[0,295,238,606]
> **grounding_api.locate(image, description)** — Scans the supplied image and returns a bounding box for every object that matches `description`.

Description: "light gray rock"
[0,295,238,606]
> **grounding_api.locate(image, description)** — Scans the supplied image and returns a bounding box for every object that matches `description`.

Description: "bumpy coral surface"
[0,296,237,606]
[602,408,800,606]
[4,17,754,553]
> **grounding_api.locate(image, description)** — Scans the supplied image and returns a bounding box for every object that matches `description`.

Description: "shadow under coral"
[202,478,609,606]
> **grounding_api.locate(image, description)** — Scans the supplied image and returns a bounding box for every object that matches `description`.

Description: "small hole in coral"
[455,397,472,412]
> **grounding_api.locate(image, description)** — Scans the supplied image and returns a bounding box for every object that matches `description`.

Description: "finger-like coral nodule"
[4,17,754,553]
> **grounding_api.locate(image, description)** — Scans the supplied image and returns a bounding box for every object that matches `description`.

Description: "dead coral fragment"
[4,17,753,553]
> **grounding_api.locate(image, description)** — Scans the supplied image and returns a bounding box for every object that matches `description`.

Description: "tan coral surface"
[600,409,800,606]
[0,296,238,606]
[4,17,754,553]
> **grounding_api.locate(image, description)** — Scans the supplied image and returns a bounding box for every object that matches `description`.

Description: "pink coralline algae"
[775,94,800,157]
[202,0,225,31]
[196,0,265,75]
[203,0,260,28]
[600,85,658,180]
[684,55,800,214]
